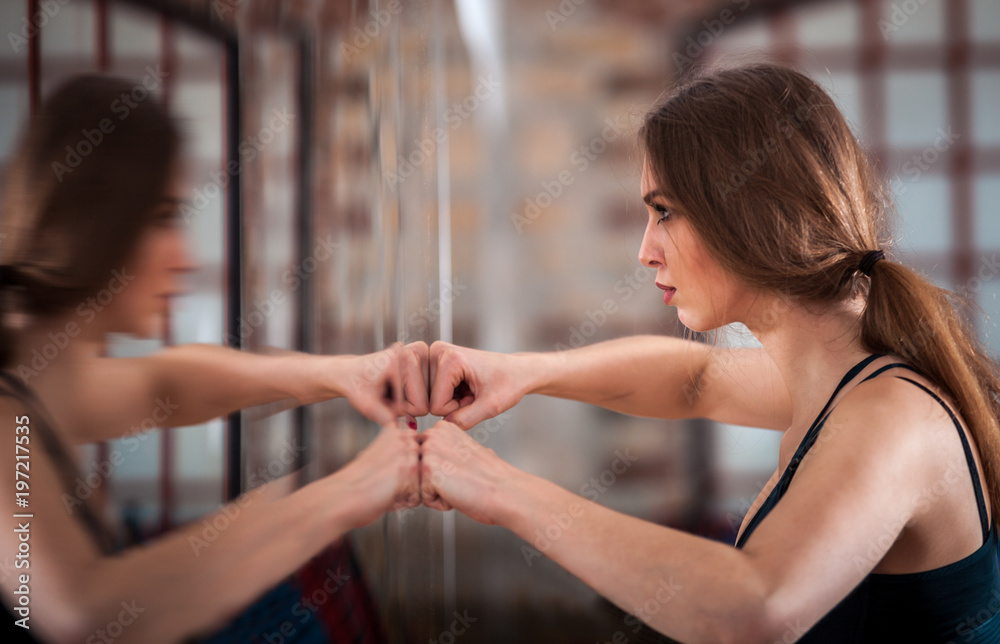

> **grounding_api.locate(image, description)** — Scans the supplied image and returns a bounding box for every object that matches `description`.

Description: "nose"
[170,231,199,276]
[638,220,663,268]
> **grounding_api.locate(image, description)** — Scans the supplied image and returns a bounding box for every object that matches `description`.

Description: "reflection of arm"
[527,335,792,430]
[69,343,402,444]
[491,380,933,642]
[0,403,414,643]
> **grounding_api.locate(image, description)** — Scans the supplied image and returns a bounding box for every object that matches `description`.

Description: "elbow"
[26,596,96,644]
[33,576,148,644]
[718,607,806,644]
[699,583,795,644]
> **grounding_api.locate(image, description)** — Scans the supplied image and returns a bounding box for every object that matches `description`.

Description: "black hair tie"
[858,250,885,276]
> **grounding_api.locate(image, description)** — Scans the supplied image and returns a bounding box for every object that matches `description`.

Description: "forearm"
[496,472,769,644]
[151,344,347,427]
[526,336,711,418]
[78,474,360,643]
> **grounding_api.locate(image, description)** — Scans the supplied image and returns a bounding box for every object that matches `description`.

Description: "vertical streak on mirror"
[433,0,458,621]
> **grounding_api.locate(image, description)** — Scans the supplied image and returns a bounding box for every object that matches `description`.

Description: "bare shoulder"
[819,370,968,478]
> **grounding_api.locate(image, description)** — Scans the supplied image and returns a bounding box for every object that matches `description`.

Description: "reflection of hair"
[0,74,180,366]
[641,63,1000,519]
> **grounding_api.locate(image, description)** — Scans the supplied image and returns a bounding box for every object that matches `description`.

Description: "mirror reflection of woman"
[421,64,1000,642]
[0,76,427,643]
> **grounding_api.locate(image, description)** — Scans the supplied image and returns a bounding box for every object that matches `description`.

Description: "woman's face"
[638,160,757,332]
[103,174,194,339]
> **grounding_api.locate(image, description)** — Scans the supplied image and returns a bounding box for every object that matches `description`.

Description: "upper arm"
[737,379,940,632]
[64,355,163,443]
[690,348,793,431]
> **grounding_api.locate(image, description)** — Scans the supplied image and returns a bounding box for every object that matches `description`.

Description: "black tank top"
[735,354,1000,642]
[0,372,117,643]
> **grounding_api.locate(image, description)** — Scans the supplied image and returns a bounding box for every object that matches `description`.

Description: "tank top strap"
[890,374,990,544]
[734,353,882,549]
[0,371,116,554]
[789,353,885,460]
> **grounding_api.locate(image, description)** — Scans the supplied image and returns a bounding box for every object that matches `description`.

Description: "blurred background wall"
[0,0,998,642]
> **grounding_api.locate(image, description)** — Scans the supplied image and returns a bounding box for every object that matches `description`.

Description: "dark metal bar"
[224,37,243,501]
[158,13,177,532]
[27,0,40,112]
[293,33,315,471]
[116,0,236,43]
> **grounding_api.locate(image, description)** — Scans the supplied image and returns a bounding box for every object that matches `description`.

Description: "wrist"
[321,354,355,401]
[491,466,544,533]
[317,470,369,533]
[515,350,562,397]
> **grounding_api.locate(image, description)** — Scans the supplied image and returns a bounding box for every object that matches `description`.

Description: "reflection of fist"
[428,341,535,429]
[334,341,430,428]
[419,420,516,525]
[400,341,431,419]
[333,424,421,529]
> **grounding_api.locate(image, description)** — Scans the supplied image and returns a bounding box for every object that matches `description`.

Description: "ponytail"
[861,257,1000,519]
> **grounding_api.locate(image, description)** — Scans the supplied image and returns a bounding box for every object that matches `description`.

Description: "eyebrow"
[642,189,668,206]
[157,197,184,208]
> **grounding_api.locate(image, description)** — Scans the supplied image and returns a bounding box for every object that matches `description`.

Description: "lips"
[655,282,676,305]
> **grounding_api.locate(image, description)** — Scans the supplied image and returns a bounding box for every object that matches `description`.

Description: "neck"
[9,314,106,398]
[745,293,872,430]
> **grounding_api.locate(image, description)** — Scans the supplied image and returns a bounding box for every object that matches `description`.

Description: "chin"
[677,309,725,334]
[129,315,164,340]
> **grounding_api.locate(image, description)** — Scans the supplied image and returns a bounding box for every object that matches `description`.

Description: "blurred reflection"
[4,0,997,641]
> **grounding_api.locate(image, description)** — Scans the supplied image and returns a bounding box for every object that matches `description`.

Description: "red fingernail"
[409,421,417,430]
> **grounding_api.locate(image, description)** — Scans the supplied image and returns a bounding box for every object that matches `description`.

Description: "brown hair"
[641,63,1000,519]
[0,74,180,366]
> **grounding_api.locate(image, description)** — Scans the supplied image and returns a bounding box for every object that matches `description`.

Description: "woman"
[0,75,427,642]
[419,64,1000,642]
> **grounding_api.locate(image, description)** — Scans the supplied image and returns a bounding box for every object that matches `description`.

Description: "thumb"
[355,393,397,427]
[446,399,496,431]
[430,359,468,416]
